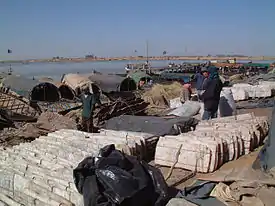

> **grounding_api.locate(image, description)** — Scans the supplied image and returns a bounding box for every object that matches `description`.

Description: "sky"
[0,0,275,60]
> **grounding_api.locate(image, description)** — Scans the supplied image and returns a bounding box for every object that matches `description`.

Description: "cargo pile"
[0,112,270,205]
[230,82,275,100]
[155,113,269,173]
[0,128,170,205]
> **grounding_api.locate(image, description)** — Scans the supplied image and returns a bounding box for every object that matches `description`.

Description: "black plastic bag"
[141,162,169,206]
[73,144,169,206]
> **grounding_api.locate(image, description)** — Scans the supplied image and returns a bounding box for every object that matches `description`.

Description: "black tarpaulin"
[103,115,198,136]
[73,144,169,206]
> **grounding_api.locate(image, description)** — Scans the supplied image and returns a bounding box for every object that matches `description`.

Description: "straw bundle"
[142,82,183,107]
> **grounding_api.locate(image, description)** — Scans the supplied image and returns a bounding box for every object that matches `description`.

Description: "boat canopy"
[1,75,39,98]
[1,75,61,102]
[128,71,152,84]
[88,74,136,92]
[243,63,270,68]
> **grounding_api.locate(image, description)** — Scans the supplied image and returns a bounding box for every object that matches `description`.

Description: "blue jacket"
[80,93,101,118]
[193,73,206,90]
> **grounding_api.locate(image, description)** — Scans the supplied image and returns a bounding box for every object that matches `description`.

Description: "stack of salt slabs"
[230,87,249,101]
[154,113,269,173]
[232,83,272,99]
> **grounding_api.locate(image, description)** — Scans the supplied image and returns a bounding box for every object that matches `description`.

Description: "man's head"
[83,86,90,95]
[201,67,209,78]
[208,66,219,80]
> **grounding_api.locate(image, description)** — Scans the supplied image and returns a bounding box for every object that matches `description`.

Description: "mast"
[146,40,149,64]
[8,49,13,75]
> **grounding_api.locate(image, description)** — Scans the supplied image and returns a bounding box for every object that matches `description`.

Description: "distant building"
[228,59,236,64]
[85,54,97,59]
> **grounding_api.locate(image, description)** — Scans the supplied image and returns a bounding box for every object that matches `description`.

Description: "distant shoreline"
[1,56,275,64]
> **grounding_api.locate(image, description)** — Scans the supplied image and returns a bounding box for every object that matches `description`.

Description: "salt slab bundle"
[155,113,269,173]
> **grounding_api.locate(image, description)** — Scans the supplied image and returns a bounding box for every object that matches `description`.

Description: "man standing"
[192,67,209,100]
[200,67,223,120]
[80,86,101,132]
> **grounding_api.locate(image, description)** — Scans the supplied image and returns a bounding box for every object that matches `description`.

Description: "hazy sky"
[1,0,275,60]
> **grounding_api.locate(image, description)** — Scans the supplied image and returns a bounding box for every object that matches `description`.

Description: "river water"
[0,60,273,81]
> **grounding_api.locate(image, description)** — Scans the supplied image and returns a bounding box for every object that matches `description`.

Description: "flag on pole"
[8,49,12,53]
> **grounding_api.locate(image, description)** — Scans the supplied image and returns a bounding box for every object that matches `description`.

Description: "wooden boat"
[212,63,243,68]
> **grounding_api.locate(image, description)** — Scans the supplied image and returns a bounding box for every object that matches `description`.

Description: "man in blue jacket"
[192,67,209,100]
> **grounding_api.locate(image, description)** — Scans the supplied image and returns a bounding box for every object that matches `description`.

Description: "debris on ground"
[65,97,149,127]
[36,100,82,113]
[95,98,149,125]
[36,112,77,131]
[0,112,77,147]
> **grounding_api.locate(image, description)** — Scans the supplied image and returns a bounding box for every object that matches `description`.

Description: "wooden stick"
[165,144,183,181]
